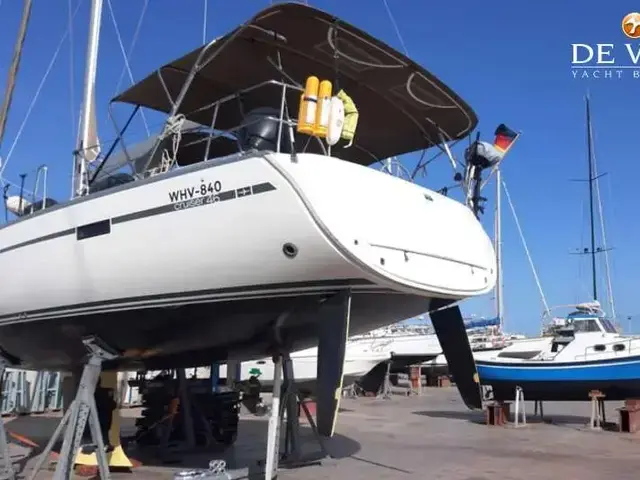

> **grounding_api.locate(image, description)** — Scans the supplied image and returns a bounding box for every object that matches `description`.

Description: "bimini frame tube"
[140,10,283,175]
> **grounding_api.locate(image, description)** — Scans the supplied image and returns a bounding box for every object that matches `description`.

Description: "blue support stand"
[210,363,220,393]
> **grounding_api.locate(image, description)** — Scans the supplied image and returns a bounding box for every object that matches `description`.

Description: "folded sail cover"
[464,317,500,330]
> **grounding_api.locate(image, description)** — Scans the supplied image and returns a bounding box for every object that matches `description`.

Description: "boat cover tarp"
[464,317,500,330]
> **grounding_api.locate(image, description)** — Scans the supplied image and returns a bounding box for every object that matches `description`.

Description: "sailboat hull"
[0,152,496,371]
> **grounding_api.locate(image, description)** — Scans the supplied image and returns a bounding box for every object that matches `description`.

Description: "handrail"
[98,79,309,183]
[574,337,637,361]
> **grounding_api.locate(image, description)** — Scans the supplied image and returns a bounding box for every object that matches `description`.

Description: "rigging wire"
[382,0,436,180]
[381,0,409,56]
[575,197,587,304]
[203,0,208,44]
[590,130,616,318]
[106,0,150,136]
[0,0,84,179]
[502,177,551,317]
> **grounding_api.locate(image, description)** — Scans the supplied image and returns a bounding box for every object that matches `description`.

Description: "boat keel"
[430,300,483,409]
[316,290,351,437]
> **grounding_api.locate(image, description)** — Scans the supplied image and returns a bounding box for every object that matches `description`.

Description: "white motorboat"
[225,321,441,392]
[220,344,391,392]
[350,322,442,370]
[0,3,496,373]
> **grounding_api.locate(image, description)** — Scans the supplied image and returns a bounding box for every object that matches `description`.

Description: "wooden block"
[485,403,506,426]
[619,407,640,433]
[501,401,511,422]
[625,399,640,410]
[437,375,451,388]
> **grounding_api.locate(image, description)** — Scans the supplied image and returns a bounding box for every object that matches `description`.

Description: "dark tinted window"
[77,220,111,240]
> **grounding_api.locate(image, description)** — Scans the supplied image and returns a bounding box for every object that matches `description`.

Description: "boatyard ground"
[6,387,640,479]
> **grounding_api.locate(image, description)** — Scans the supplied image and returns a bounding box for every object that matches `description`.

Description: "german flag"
[493,124,518,154]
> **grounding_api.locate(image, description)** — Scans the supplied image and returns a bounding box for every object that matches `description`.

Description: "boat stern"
[271,153,497,299]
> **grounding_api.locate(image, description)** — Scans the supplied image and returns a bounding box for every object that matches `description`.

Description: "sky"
[0,0,638,336]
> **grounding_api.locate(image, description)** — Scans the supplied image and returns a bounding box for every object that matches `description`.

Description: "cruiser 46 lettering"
[168,181,222,202]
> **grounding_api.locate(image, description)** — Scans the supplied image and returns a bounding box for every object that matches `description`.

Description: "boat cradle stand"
[261,352,331,479]
[27,336,119,480]
[589,390,606,430]
[485,387,527,427]
[262,291,351,479]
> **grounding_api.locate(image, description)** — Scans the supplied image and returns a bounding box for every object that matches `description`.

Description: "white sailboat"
[0,2,497,373]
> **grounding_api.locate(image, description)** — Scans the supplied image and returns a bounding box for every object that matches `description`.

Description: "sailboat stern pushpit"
[0,2,496,372]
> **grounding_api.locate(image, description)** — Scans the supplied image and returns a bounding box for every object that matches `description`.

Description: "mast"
[74,0,104,198]
[585,95,598,301]
[0,0,33,152]
[494,168,504,330]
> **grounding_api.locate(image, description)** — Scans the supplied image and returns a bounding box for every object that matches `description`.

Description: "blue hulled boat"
[476,303,640,401]
[477,96,635,403]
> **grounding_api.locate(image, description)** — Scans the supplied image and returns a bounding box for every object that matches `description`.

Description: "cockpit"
[567,314,618,334]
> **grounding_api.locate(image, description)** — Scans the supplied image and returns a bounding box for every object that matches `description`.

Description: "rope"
[382,0,409,56]
[157,115,185,174]
[0,0,83,178]
[502,178,550,316]
[107,0,150,136]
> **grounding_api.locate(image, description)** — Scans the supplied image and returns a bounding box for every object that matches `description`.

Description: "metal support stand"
[176,369,196,450]
[0,356,16,480]
[589,390,606,430]
[534,400,544,420]
[27,336,119,480]
[376,361,392,399]
[263,353,329,480]
[513,386,526,428]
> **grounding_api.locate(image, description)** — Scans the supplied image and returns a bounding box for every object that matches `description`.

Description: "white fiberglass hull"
[219,346,390,390]
[0,152,496,370]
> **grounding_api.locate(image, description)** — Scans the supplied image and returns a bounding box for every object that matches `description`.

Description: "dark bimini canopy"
[113,2,478,165]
